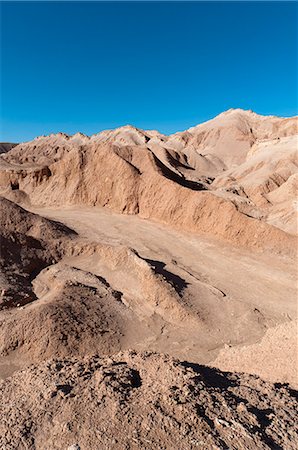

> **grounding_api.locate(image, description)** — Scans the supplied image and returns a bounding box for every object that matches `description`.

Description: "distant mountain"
[0,142,18,154]
[0,109,297,252]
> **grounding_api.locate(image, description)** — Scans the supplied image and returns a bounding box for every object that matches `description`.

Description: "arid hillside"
[0,109,297,254]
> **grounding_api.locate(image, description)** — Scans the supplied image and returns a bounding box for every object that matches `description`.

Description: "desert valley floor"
[24,204,297,384]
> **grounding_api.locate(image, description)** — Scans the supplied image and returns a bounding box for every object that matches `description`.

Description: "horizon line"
[2,108,297,145]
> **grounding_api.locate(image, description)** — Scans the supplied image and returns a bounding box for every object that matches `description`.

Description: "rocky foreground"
[1,351,298,450]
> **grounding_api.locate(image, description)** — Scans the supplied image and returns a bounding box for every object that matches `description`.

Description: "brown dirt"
[1,351,297,450]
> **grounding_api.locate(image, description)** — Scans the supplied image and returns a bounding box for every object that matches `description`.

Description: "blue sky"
[0,1,297,142]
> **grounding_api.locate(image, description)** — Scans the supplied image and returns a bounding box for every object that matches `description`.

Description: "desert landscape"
[0,108,297,448]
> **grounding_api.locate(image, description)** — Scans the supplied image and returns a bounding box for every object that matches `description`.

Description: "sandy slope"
[213,321,298,388]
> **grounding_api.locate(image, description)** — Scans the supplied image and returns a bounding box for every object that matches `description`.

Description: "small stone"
[215,417,230,427]
[68,445,81,450]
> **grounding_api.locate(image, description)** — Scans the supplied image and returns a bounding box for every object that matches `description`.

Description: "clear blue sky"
[0,1,297,142]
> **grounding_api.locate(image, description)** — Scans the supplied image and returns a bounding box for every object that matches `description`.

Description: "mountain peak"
[221,108,255,116]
